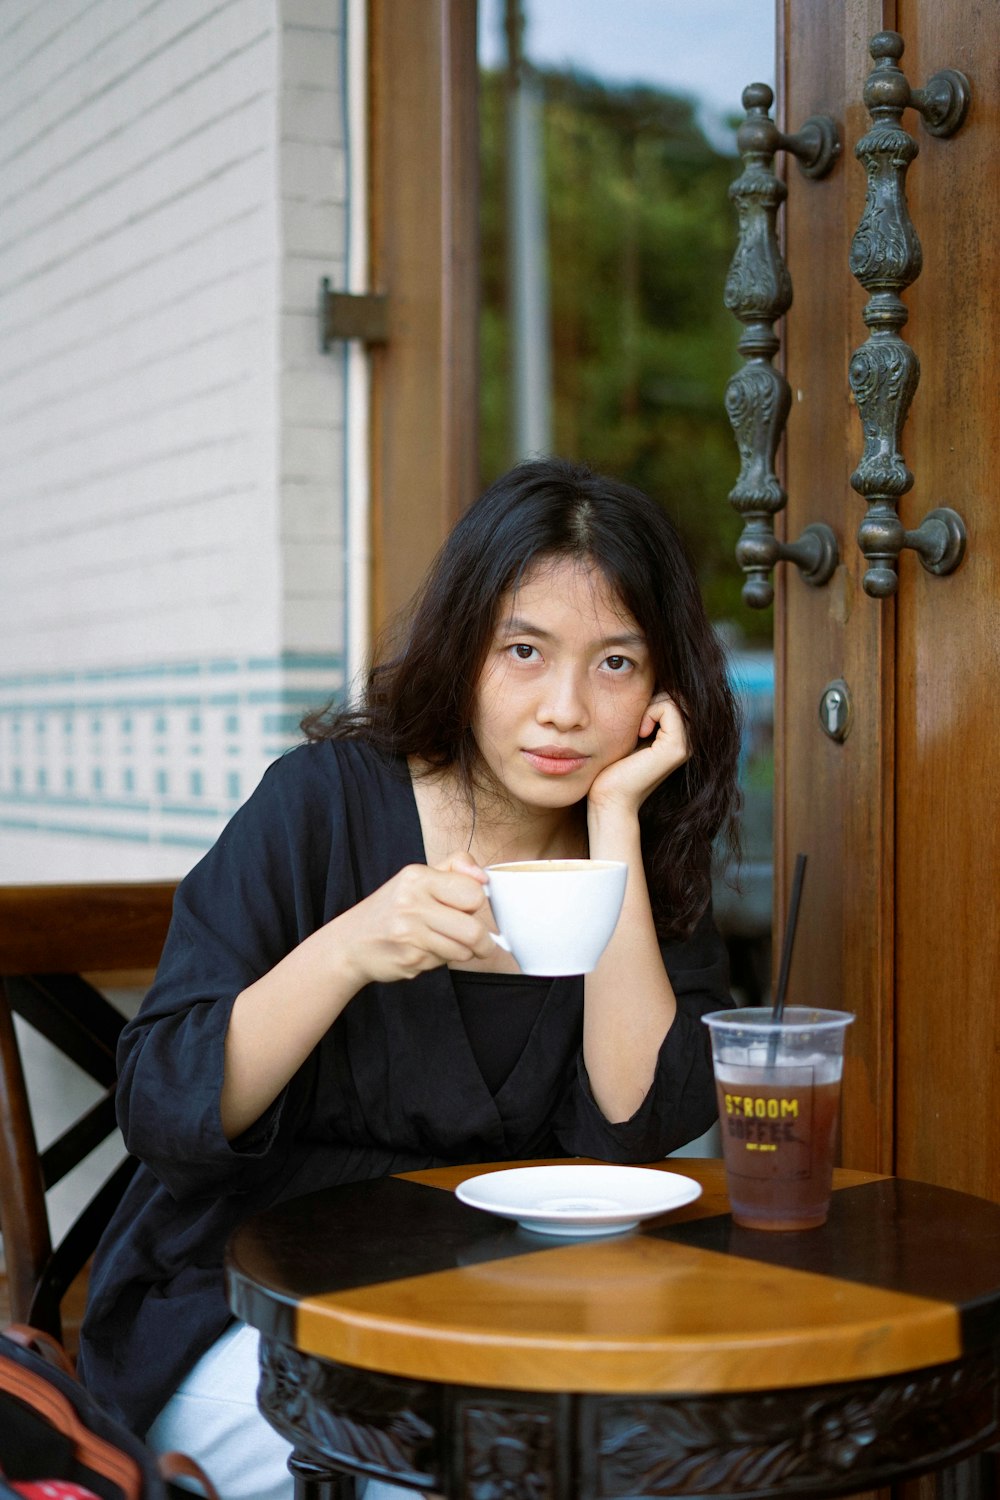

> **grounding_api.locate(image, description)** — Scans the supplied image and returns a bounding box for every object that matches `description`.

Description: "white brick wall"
[278,4,347,653]
[0,0,351,879]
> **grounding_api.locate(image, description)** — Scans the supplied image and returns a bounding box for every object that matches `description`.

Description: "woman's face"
[471,556,657,814]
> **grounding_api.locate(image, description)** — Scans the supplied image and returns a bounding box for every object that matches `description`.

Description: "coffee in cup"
[703,1007,854,1231]
[485,858,627,976]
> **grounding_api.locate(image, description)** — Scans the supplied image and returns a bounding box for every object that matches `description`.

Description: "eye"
[602,654,633,673]
[509,642,538,661]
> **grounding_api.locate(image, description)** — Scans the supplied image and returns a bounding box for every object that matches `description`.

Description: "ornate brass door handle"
[849,32,970,598]
[724,84,840,609]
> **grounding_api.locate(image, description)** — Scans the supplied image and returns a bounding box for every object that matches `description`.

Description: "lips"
[522,745,589,776]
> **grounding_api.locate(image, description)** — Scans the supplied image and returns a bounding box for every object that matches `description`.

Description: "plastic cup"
[702,1007,855,1231]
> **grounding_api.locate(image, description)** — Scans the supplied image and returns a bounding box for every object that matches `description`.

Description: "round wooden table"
[225,1158,1000,1499]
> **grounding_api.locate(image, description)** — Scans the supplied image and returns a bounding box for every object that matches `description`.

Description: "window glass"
[478,0,774,637]
[478,1,776,1000]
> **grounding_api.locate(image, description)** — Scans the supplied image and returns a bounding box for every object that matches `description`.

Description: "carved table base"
[256,1337,999,1500]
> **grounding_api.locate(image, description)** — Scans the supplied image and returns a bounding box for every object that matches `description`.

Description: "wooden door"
[779,12,998,1490]
[778,0,1000,1201]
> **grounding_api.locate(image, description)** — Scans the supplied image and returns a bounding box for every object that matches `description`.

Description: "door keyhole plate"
[819,679,852,742]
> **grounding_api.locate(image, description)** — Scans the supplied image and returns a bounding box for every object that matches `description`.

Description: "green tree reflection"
[480,67,767,640]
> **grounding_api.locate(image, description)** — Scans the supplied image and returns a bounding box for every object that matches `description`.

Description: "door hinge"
[320,278,389,350]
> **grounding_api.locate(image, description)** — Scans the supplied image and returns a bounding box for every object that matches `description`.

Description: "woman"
[78,458,741,1498]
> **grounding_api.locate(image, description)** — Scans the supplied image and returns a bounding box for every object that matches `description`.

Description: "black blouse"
[76,739,733,1436]
[452,969,550,1094]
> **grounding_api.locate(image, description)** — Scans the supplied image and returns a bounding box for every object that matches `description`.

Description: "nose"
[536,664,590,730]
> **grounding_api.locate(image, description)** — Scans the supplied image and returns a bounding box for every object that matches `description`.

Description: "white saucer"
[455,1164,702,1237]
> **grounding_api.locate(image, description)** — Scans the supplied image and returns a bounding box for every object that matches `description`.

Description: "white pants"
[146,1320,408,1500]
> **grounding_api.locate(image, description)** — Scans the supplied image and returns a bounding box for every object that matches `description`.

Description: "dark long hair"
[304,458,741,940]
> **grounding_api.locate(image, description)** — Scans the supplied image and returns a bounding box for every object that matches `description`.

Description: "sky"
[478,0,776,151]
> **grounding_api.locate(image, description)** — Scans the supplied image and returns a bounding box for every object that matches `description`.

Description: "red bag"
[0,1327,217,1500]
[9,1485,102,1500]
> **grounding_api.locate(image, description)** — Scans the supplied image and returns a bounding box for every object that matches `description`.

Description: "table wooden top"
[225,1158,1000,1396]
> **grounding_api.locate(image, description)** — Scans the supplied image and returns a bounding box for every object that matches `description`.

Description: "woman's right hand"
[221,852,494,1139]
[337,852,496,987]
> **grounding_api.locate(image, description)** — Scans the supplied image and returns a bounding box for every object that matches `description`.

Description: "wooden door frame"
[368,0,480,641]
[776,0,898,1174]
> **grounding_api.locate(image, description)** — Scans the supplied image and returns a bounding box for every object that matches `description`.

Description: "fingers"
[437,849,490,884]
[431,854,500,959]
[639,694,690,763]
[427,857,490,915]
[418,868,496,959]
[382,860,497,971]
[588,696,691,816]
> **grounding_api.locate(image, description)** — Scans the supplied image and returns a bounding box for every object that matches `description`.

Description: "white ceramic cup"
[485,858,628,976]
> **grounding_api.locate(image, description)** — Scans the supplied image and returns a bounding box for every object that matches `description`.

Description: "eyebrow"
[498,615,648,649]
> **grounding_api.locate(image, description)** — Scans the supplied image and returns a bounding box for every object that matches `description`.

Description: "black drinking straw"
[767,852,807,1065]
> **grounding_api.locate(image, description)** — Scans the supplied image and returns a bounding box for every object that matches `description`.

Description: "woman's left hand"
[587,693,690,816]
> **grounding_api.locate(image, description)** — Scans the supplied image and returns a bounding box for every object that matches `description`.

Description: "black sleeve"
[551,904,735,1162]
[114,746,346,1202]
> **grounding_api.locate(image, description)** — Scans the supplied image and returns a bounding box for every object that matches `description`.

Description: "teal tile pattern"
[0,653,343,851]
